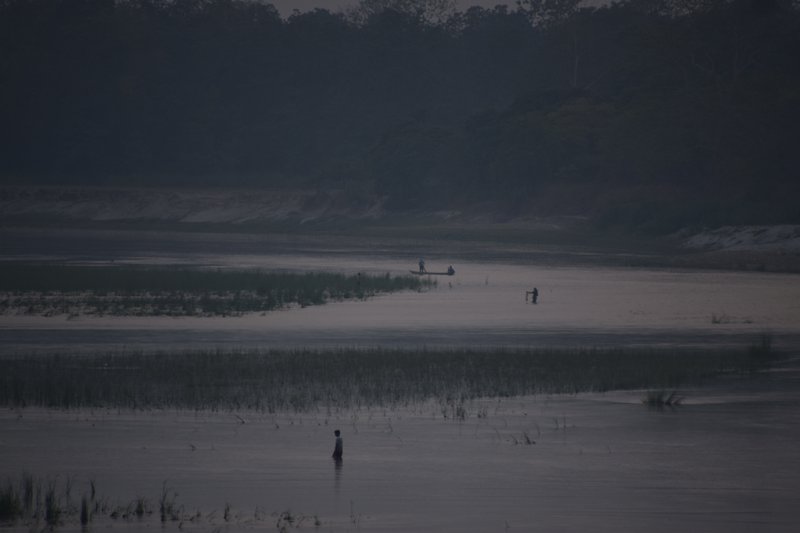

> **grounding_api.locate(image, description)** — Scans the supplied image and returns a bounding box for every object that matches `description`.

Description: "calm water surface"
[2,373,799,532]
[2,230,799,531]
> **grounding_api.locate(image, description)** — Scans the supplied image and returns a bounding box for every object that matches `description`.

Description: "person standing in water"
[332,429,343,461]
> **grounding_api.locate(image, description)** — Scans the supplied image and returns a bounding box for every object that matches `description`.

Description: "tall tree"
[516,0,582,27]
[347,0,456,25]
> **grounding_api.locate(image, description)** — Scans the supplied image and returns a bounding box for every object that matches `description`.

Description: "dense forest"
[1,0,798,232]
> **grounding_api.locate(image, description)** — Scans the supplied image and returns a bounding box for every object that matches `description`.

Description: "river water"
[1,228,800,531]
[2,375,799,532]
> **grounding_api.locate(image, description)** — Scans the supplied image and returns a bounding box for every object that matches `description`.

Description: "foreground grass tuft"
[1,476,318,530]
[0,483,23,523]
[0,473,38,524]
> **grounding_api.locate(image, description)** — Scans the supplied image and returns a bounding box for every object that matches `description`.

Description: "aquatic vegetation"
[0,473,41,524]
[0,263,431,317]
[44,481,61,527]
[0,483,23,523]
[0,475,319,530]
[0,342,782,412]
[80,495,90,525]
[642,390,684,408]
[159,483,178,523]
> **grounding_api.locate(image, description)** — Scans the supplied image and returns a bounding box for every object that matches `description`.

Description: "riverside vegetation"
[0,474,318,530]
[0,338,779,413]
[2,1,799,232]
[0,264,430,317]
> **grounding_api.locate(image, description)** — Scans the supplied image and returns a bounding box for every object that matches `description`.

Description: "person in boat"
[332,429,343,461]
[418,258,426,273]
[447,265,455,275]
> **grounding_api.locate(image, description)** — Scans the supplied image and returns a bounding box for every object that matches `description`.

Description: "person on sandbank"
[526,287,539,304]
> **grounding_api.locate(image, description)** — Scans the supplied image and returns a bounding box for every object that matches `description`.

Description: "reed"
[80,495,90,525]
[0,264,430,317]
[159,483,177,523]
[0,474,37,523]
[44,481,61,527]
[0,483,22,522]
[0,340,781,412]
[642,390,684,408]
[1,475,318,530]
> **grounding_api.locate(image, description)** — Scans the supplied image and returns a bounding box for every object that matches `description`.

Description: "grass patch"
[0,474,71,527]
[0,475,318,529]
[0,341,782,412]
[642,390,684,408]
[0,482,23,523]
[0,263,430,317]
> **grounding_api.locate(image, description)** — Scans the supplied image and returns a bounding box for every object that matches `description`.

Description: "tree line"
[1,0,798,232]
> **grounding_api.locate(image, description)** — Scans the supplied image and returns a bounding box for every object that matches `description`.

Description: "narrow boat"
[409,269,455,276]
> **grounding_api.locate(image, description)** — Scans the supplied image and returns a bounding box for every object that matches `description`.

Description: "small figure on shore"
[525,287,539,304]
[447,265,455,275]
[332,429,343,461]
[418,258,426,273]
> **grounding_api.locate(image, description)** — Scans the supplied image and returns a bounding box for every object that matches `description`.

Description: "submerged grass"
[0,263,430,317]
[642,390,684,408]
[0,341,781,412]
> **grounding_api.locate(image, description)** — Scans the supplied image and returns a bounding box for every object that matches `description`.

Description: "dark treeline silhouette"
[1,0,798,232]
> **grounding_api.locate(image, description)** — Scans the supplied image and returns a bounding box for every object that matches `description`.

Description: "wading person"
[332,429,343,461]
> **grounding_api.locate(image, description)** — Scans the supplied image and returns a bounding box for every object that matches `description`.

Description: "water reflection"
[334,457,343,493]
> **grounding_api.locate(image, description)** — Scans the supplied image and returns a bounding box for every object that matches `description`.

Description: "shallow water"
[2,229,800,531]
[2,370,800,532]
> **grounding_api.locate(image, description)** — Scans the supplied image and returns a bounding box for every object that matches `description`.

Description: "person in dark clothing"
[526,287,539,304]
[332,429,343,461]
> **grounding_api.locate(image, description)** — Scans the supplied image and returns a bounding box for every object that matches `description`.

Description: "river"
[1,228,799,532]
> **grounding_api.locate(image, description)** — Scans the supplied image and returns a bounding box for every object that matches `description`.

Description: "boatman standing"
[418,258,426,273]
